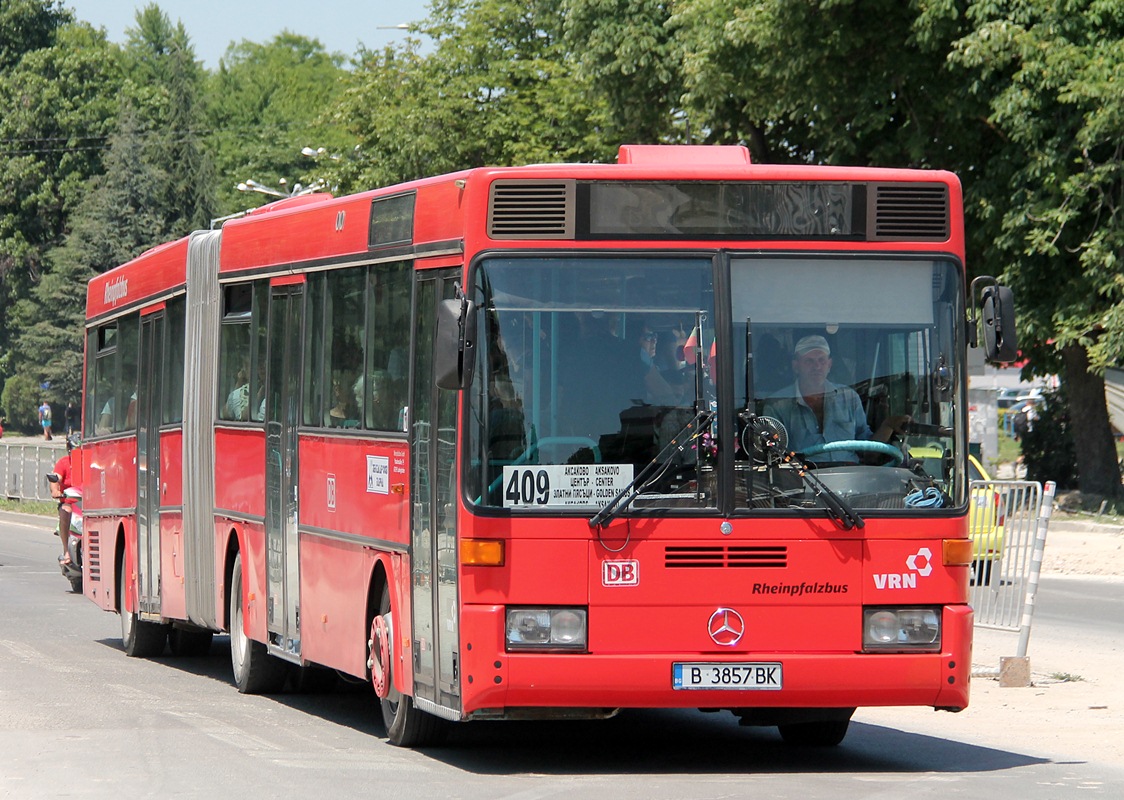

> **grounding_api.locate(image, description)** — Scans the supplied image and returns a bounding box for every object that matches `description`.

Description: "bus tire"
[229,553,287,694]
[777,718,850,747]
[374,589,447,747]
[119,572,168,658]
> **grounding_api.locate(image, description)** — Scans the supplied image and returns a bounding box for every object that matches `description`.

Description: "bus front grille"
[664,545,787,569]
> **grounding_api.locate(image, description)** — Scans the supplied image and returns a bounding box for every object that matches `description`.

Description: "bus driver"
[764,335,909,464]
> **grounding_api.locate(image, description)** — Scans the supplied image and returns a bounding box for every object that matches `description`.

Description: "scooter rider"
[49,436,77,565]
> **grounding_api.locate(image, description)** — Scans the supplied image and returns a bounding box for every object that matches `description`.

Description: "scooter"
[47,476,83,593]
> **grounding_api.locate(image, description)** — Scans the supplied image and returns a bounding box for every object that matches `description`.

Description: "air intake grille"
[869,183,950,241]
[664,545,787,569]
[488,180,576,239]
[87,527,101,582]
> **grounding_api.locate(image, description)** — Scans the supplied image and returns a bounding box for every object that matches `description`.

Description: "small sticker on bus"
[501,464,634,508]
[367,455,389,494]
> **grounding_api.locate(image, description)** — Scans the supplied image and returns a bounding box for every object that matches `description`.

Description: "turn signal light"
[460,538,505,566]
[943,538,973,567]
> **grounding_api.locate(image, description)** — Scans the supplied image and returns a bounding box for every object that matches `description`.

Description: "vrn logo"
[873,547,933,590]
[602,559,639,587]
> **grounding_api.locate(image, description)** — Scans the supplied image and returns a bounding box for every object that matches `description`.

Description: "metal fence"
[970,479,1056,657]
[0,442,66,502]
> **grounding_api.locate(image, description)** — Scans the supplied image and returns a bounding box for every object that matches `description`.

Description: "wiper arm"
[753,424,865,531]
[799,466,865,530]
[589,410,709,528]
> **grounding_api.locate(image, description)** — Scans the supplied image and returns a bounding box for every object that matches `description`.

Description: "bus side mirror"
[980,285,1018,363]
[435,297,477,390]
[969,277,1018,364]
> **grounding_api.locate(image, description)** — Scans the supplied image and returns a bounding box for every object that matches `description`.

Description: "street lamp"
[235,177,324,200]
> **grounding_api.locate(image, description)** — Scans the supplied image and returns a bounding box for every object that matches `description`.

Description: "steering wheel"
[800,440,904,467]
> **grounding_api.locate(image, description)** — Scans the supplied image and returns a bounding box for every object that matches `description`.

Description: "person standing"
[38,399,53,441]
[64,401,80,436]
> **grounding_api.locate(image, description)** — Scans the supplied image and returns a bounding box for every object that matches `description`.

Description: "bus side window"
[325,268,365,428]
[364,261,412,431]
[218,284,253,422]
[116,316,139,432]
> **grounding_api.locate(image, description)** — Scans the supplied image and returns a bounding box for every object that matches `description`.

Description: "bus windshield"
[732,256,965,514]
[467,255,966,517]
[468,255,716,510]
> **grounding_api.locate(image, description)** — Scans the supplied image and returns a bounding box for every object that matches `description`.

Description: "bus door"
[135,311,164,614]
[265,284,303,655]
[411,271,461,716]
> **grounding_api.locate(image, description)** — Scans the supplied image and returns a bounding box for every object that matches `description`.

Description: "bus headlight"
[505,607,588,651]
[862,607,941,652]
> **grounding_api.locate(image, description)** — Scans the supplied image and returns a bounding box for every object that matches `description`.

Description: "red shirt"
[53,455,72,493]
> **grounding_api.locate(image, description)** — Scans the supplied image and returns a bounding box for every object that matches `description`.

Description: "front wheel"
[119,571,168,657]
[229,553,287,693]
[372,589,446,747]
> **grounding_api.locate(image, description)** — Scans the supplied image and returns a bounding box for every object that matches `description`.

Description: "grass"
[1049,672,1085,683]
[0,498,55,517]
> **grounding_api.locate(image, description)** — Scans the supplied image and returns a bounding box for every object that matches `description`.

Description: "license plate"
[672,662,783,690]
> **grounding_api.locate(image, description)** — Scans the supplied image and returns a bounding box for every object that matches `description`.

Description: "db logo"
[602,560,639,587]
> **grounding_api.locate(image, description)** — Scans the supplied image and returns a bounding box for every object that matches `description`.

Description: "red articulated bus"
[81,144,1016,747]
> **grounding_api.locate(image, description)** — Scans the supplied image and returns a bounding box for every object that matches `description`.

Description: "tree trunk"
[1062,344,1122,497]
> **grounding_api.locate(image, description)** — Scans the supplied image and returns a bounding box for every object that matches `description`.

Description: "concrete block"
[999,656,1031,687]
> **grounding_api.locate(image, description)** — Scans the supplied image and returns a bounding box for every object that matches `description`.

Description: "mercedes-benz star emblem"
[707,607,745,647]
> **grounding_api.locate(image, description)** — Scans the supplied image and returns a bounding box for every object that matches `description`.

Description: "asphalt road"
[2,510,1122,799]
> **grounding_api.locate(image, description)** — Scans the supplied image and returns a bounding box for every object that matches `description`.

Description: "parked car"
[967,455,1004,585]
[996,387,1022,409]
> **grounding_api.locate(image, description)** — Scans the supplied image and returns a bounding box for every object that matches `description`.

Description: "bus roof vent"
[488,180,576,239]
[869,183,949,241]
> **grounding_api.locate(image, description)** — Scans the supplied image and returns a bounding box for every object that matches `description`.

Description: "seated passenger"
[764,335,908,464]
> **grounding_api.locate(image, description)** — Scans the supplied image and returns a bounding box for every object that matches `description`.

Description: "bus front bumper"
[459,604,972,718]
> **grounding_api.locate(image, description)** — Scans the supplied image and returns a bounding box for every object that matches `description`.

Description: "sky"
[61,0,433,67]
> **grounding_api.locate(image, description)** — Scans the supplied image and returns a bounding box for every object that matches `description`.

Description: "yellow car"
[967,455,1004,585]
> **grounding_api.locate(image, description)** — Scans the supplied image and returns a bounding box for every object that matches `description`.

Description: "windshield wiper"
[752,421,865,531]
[588,410,709,528]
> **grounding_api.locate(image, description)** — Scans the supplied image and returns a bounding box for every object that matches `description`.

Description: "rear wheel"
[778,718,850,747]
[119,571,168,657]
[371,589,446,747]
[229,553,288,693]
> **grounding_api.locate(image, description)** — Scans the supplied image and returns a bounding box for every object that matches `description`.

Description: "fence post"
[1016,480,1056,658]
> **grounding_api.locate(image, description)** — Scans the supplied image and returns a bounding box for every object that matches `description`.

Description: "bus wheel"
[229,553,287,694]
[119,574,168,657]
[778,718,850,747]
[373,590,446,747]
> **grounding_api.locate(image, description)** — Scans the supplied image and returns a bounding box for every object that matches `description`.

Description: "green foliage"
[329,0,615,193]
[204,32,347,215]
[1019,390,1079,489]
[0,372,40,431]
[0,8,121,398]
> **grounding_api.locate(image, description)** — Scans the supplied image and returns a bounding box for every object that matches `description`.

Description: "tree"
[204,32,349,215]
[0,5,121,405]
[946,0,1124,495]
[121,3,215,233]
[328,0,614,193]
